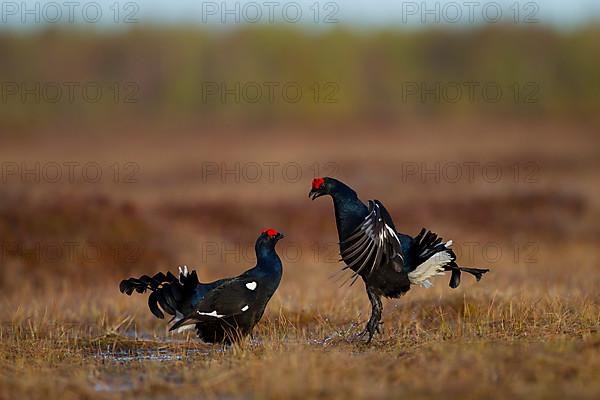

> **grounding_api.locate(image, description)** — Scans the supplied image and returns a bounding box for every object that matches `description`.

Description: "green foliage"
[0,25,598,129]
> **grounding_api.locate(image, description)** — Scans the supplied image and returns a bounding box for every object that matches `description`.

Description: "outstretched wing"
[169,277,259,331]
[339,200,404,286]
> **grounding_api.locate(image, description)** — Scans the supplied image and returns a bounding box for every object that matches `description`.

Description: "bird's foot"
[347,328,372,344]
[351,321,383,344]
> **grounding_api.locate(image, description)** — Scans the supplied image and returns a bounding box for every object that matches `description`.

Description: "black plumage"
[119,229,284,343]
[309,177,489,342]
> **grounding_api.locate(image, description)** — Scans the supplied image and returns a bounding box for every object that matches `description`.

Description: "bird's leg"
[357,286,383,343]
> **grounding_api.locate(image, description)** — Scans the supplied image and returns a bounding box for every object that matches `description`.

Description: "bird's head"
[308,177,328,200]
[309,177,358,201]
[257,228,285,246]
[309,177,342,200]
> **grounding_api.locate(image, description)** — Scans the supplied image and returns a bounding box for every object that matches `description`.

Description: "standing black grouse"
[119,228,284,343]
[309,177,489,342]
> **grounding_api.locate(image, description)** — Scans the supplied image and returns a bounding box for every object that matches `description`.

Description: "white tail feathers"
[174,324,195,334]
[178,265,189,284]
[170,311,195,334]
[408,250,452,288]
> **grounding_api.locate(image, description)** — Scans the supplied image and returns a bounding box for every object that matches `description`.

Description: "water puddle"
[95,348,211,362]
[94,381,134,392]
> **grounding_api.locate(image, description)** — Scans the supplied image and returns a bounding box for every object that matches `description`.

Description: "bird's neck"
[332,191,368,240]
[255,244,283,276]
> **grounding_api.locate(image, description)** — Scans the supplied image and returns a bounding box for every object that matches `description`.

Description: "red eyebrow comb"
[262,228,278,237]
[312,177,325,189]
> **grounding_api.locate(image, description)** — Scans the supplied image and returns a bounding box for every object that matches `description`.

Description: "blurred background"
[1,1,600,398]
[1,0,599,286]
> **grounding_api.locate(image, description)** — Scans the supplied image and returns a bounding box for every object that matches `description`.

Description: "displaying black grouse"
[309,177,489,342]
[119,229,284,343]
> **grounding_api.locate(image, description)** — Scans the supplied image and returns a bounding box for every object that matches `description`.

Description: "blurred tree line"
[0,25,598,130]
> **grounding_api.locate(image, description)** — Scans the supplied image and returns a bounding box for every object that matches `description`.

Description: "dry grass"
[1,280,598,399]
[1,120,599,399]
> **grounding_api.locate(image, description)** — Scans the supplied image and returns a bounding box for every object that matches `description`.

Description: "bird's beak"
[276,232,285,240]
[309,189,323,200]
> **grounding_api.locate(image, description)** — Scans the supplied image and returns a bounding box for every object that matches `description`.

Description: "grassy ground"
[1,280,598,399]
[1,120,599,399]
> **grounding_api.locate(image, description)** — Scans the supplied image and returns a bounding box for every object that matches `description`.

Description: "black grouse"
[119,228,285,343]
[309,177,489,342]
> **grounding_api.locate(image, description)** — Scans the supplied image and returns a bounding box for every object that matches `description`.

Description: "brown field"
[1,119,599,399]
